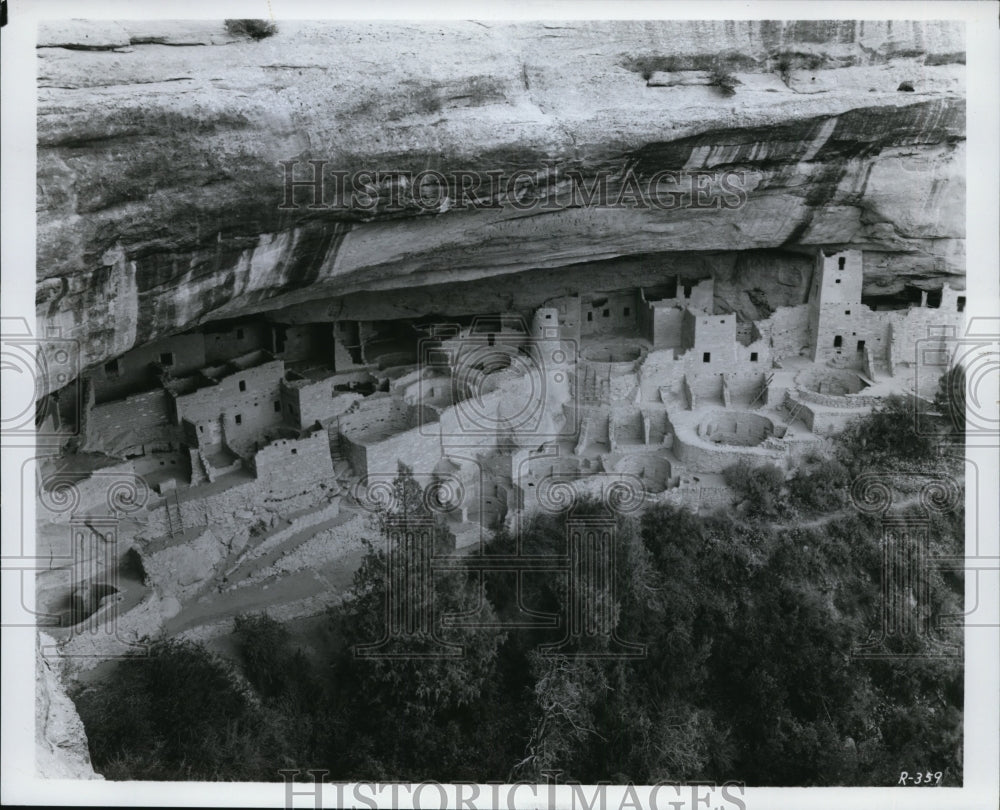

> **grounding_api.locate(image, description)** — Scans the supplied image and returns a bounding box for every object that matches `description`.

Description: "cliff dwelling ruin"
[35,248,965,629]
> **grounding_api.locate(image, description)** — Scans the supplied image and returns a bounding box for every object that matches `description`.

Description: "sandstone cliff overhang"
[36,20,965,395]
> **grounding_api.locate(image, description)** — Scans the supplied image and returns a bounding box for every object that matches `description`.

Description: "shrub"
[836,395,937,469]
[74,639,261,780]
[776,55,793,84]
[788,453,850,512]
[723,458,785,518]
[233,612,292,698]
[933,364,966,435]
[708,64,740,96]
[225,19,278,40]
[233,612,323,712]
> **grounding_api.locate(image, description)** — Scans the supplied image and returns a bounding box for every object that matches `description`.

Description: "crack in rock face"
[35,20,964,394]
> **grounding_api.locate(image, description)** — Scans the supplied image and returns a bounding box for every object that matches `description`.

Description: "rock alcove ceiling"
[36,19,965,395]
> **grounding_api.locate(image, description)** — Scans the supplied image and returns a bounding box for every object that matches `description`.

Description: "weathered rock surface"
[35,635,102,779]
[36,20,965,394]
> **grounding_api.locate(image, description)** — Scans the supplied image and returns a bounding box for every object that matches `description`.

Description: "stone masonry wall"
[90,332,206,404]
[83,388,179,457]
[251,431,335,497]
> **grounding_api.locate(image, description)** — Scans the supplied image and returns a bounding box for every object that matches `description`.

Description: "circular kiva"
[697,411,775,446]
[795,367,868,396]
[452,343,545,432]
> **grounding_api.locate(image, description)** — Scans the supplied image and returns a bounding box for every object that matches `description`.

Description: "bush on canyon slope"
[836,395,938,470]
[787,452,851,512]
[74,479,963,784]
[225,19,278,40]
[74,639,267,780]
[723,458,786,518]
[233,612,322,710]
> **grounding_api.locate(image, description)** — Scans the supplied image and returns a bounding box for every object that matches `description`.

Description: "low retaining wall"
[673,430,786,473]
[791,387,883,409]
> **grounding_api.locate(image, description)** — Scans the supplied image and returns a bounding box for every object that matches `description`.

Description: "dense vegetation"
[74,388,965,784]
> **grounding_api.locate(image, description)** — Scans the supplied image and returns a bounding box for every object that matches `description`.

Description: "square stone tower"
[808,249,864,361]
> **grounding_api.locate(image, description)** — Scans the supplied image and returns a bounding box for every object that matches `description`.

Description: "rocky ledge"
[36,20,965,394]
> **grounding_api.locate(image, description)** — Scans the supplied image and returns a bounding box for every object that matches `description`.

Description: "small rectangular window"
[602,309,610,318]
[702,352,711,363]
[104,359,121,377]
[833,335,843,349]
[623,307,630,317]
[750,352,758,362]
[239,380,246,392]
[235,414,242,425]
[838,257,846,270]
[957,296,966,312]
[274,401,281,412]
[587,312,593,322]
[199,425,204,433]
[835,279,842,284]
[845,310,851,315]
[291,448,298,455]
[159,352,174,366]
